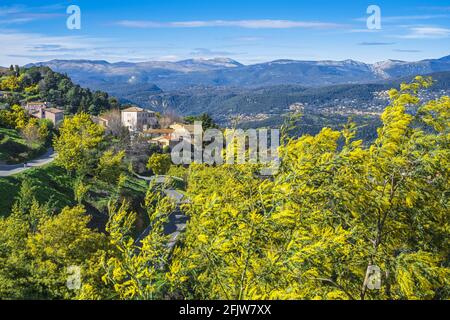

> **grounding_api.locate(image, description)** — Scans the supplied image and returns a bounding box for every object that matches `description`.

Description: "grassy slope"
[0,164,74,216]
[0,127,47,164]
[0,164,149,231]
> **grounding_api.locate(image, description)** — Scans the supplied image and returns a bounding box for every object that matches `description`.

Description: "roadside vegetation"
[0,106,53,164]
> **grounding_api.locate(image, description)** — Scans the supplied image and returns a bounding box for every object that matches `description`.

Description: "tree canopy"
[0,66,118,115]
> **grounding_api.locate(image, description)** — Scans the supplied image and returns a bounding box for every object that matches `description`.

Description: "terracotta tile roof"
[98,115,113,122]
[154,135,172,141]
[121,107,145,112]
[44,108,64,114]
[171,123,197,133]
[27,101,46,105]
[121,106,157,113]
[144,129,175,134]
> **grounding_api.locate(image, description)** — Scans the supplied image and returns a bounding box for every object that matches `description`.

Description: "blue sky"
[1,0,450,66]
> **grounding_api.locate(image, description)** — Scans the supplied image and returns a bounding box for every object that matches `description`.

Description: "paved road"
[135,210,189,249]
[133,174,190,249]
[0,148,56,177]
[133,173,184,184]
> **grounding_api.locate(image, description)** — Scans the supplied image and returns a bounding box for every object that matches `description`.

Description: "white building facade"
[121,107,158,132]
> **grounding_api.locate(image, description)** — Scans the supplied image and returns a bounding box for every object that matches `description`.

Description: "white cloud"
[348,29,382,33]
[190,48,239,57]
[354,14,450,22]
[0,17,35,24]
[0,5,23,16]
[235,37,264,42]
[0,29,187,66]
[399,27,450,39]
[0,30,116,65]
[0,4,64,25]
[116,19,343,29]
[420,6,450,12]
[394,49,422,53]
[358,42,396,46]
[154,55,180,61]
[384,14,450,22]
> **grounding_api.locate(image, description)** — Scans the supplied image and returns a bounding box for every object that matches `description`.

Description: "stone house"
[42,108,64,125]
[121,107,158,132]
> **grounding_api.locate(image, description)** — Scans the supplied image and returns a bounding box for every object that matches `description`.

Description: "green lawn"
[0,127,47,164]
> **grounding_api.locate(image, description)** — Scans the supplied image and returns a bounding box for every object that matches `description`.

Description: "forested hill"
[147,71,450,120]
[0,65,121,115]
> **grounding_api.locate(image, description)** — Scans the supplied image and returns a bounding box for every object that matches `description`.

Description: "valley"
[26,57,450,132]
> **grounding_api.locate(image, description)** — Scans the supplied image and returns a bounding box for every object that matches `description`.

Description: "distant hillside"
[392,71,450,89]
[26,58,243,91]
[27,55,450,91]
[146,71,450,122]
[81,82,163,107]
[147,83,383,122]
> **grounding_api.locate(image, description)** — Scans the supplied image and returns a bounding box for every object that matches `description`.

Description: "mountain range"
[25,55,450,91]
[19,55,450,130]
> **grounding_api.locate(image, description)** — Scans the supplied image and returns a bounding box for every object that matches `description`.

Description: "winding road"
[0,148,56,177]
[1,156,189,249]
[133,174,190,249]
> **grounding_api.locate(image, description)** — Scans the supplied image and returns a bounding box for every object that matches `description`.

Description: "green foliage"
[0,182,108,299]
[54,113,105,174]
[184,113,218,130]
[0,165,75,216]
[21,118,50,146]
[0,107,51,164]
[167,165,189,182]
[96,150,126,184]
[0,76,449,300]
[74,177,90,205]
[165,76,450,300]
[14,178,38,214]
[0,67,118,115]
[0,75,20,92]
[146,153,172,175]
[26,206,109,299]
[0,127,48,165]
[101,191,174,300]
[0,105,29,129]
